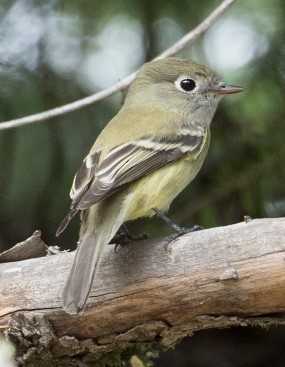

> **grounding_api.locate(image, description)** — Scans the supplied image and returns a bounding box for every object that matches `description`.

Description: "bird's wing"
[56,152,100,236]
[76,125,207,210]
[70,152,100,204]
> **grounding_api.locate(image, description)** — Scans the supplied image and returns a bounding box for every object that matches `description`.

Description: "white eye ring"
[174,75,197,93]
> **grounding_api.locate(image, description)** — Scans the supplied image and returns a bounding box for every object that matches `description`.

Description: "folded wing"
[78,126,207,209]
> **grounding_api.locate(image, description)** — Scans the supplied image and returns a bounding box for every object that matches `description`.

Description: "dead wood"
[1,218,285,366]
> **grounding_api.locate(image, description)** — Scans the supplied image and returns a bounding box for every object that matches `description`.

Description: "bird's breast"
[126,154,204,221]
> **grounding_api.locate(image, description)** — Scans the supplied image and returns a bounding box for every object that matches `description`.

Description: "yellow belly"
[126,155,203,220]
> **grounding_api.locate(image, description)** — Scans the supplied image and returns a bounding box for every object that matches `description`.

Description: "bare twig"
[154,0,237,60]
[0,0,238,130]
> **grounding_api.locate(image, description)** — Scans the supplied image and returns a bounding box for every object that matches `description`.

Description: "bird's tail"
[62,192,134,314]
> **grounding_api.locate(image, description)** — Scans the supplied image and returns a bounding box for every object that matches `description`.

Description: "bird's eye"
[180,79,196,92]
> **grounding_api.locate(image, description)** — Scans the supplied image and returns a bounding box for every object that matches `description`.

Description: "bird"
[56,57,244,314]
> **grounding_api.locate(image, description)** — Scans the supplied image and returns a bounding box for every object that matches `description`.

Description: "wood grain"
[1,218,285,365]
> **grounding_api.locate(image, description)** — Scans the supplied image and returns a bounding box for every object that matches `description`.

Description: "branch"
[0,0,238,131]
[1,218,285,366]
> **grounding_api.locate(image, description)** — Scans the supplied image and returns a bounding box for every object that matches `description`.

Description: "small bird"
[57,57,244,314]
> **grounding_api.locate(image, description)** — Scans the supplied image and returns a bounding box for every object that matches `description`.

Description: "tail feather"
[62,191,135,314]
[62,231,101,314]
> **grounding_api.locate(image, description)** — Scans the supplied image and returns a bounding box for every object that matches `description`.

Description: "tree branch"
[1,218,285,366]
[0,0,238,131]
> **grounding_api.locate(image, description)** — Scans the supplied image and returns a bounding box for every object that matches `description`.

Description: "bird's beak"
[208,84,245,95]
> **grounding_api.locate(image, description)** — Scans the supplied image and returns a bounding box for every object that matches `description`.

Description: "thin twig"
[0,0,238,130]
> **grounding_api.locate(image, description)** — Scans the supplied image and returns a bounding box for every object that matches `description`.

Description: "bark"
[1,218,285,366]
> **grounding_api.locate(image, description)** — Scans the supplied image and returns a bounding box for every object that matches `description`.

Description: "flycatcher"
[57,57,244,314]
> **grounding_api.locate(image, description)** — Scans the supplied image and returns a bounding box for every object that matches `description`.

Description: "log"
[1,218,285,366]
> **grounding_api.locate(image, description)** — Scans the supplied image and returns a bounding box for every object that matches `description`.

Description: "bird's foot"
[162,224,203,251]
[153,208,203,251]
[113,224,150,253]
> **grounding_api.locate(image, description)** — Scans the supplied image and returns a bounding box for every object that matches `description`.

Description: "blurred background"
[0,0,284,365]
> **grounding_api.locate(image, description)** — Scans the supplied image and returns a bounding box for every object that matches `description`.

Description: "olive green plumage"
[57,57,244,314]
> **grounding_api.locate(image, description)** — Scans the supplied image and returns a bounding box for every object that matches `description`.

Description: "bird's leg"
[112,224,150,253]
[153,208,203,251]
